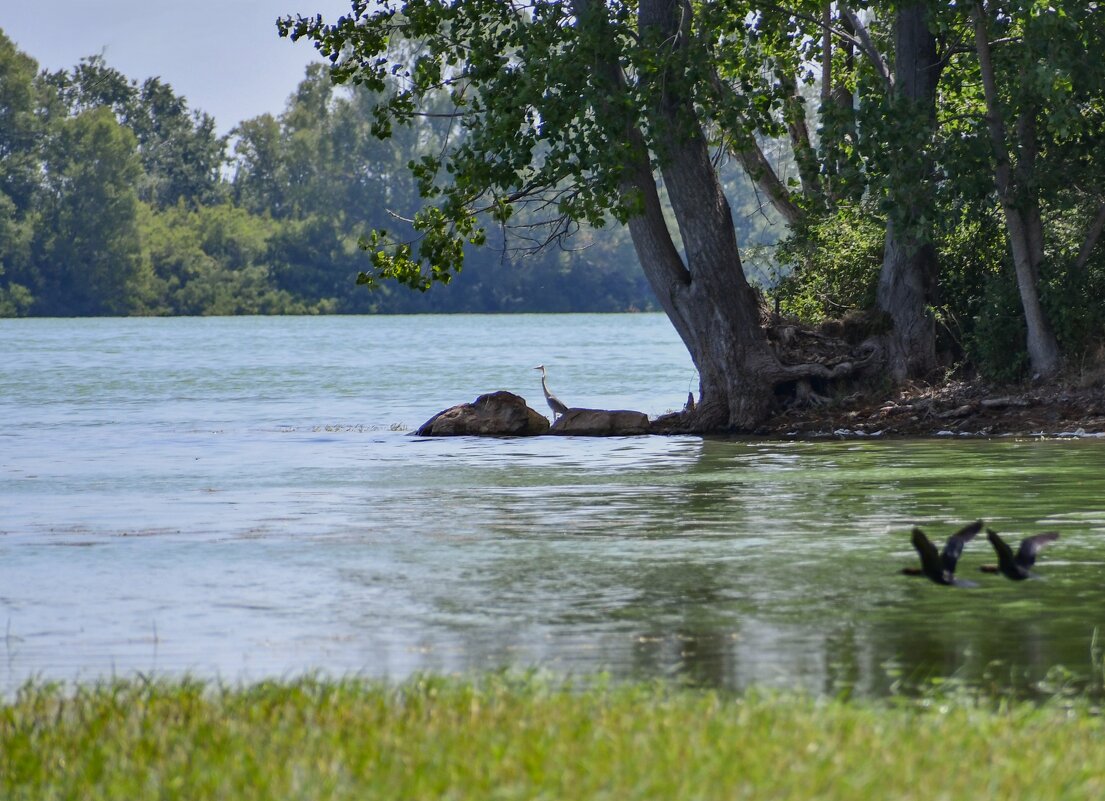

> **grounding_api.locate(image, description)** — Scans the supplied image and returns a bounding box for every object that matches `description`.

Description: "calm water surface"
[2,314,1104,697]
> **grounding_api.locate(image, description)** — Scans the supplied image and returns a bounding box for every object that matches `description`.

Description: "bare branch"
[779,72,820,202]
[758,3,868,54]
[820,2,832,104]
[1076,203,1105,270]
[839,4,893,93]
[707,67,803,225]
[731,137,802,226]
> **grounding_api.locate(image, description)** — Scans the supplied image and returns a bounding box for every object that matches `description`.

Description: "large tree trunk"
[972,2,1061,377]
[574,0,862,431]
[631,0,779,430]
[876,5,942,380]
[879,222,939,380]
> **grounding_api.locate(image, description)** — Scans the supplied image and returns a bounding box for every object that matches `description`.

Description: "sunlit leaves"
[284,1,845,293]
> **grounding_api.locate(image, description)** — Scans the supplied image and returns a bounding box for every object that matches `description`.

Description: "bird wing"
[941,520,982,574]
[986,528,1017,571]
[1015,532,1060,569]
[912,528,944,577]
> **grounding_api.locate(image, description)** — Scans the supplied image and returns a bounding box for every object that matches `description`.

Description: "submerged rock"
[416,391,550,437]
[551,408,651,436]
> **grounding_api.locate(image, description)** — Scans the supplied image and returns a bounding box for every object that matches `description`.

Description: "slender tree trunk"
[730,135,803,226]
[820,12,857,204]
[1075,203,1105,270]
[821,2,833,105]
[876,5,941,380]
[1013,107,1049,282]
[972,2,1061,377]
[780,74,821,204]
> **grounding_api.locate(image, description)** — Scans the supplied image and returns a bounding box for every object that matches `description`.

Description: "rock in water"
[551,408,651,436]
[416,391,550,437]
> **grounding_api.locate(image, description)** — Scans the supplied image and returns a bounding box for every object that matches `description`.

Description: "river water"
[2,314,1104,697]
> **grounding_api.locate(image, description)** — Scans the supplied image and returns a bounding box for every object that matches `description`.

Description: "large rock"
[550,408,651,436]
[416,391,550,437]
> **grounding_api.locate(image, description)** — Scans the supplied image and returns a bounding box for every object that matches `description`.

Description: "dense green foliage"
[735,1,1105,379]
[5,675,1105,800]
[0,30,657,317]
[281,1,1105,382]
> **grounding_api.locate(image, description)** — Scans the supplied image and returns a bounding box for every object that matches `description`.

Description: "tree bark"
[821,2,833,105]
[780,74,820,205]
[875,5,941,380]
[972,2,1061,378]
[1075,203,1105,270]
[634,0,780,429]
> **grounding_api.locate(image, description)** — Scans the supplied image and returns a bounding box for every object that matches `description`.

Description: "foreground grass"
[3,675,1104,800]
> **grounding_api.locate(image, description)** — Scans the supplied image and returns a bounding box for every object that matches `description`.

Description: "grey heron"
[901,520,982,587]
[979,529,1059,580]
[533,364,569,420]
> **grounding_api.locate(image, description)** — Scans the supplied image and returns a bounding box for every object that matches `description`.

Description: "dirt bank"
[755,379,1105,438]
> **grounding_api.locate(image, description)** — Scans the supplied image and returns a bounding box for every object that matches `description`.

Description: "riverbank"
[4,675,1104,800]
[758,379,1105,438]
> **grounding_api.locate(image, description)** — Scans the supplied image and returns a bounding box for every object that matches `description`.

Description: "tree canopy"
[277,0,1105,428]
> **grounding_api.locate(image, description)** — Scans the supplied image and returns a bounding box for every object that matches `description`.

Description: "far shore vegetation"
[0,28,679,319]
[4,673,1105,800]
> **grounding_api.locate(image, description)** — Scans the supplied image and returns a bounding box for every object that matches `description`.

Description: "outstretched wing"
[986,528,1017,572]
[1015,532,1060,569]
[941,520,982,574]
[912,527,944,577]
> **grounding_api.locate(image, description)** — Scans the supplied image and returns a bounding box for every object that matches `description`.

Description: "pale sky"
[3,0,357,133]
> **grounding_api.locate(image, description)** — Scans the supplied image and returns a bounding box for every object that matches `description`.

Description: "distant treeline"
[6,30,778,317]
[0,32,671,318]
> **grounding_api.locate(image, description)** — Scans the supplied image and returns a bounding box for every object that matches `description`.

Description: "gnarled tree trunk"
[630,0,779,430]
[574,0,869,431]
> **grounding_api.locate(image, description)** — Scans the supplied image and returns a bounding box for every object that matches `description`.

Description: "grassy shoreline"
[4,674,1104,800]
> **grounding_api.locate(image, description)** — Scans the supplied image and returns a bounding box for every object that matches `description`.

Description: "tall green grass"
[3,674,1104,800]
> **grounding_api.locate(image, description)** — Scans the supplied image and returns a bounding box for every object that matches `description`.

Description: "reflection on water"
[2,316,1105,697]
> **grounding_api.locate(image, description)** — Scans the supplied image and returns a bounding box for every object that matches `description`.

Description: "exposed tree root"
[765,312,886,409]
[653,312,1105,437]
[652,313,890,434]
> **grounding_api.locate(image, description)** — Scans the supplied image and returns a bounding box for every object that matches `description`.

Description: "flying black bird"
[980,528,1060,580]
[901,520,983,587]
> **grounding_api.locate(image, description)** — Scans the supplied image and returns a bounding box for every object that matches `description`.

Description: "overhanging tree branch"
[707,67,803,226]
[839,4,893,93]
[1076,203,1105,270]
